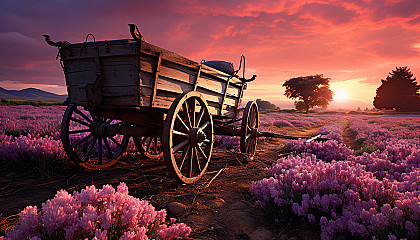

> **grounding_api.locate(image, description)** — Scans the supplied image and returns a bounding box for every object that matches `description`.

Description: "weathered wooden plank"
[151,53,162,106]
[100,86,138,97]
[100,96,139,107]
[157,64,241,98]
[64,56,138,87]
[156,77,238,107]
[65,70,97,86]
[67,85,140,106]
[139,53,156,73]
[142,56,243,99]
[67,86,87,104]
[140,71,154,87]
[140,86,153,98]
[141,41,197,68]
[62,40,137,61]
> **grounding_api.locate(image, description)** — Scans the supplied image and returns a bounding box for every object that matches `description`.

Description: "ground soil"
[0,125,334,240]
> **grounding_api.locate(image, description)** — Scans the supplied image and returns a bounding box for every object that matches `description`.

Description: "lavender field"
[1,105,420,239]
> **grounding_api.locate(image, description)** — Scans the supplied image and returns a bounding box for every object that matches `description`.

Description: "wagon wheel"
[133,136,163,159]
[162,91,214,184]
[61,104,129,170]
[240,101,259,159]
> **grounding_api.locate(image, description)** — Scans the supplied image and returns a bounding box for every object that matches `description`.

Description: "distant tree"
[283,74,333,113]
[256,99,277,111]
[373,67,420,111]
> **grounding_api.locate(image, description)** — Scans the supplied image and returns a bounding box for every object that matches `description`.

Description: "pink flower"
[159,223,192,239]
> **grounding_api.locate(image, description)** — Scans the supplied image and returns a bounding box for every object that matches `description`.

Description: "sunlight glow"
[333,89,348,101]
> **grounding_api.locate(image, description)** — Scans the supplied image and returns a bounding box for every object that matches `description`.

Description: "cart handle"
[239,74,257,82]
[235,54,257,82]
[128,24,147,42]
[42,35,71,48]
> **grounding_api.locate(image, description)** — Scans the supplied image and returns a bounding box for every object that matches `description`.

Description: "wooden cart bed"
[60,39,246,119]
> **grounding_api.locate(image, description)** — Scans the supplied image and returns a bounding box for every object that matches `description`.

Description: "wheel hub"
[95,121,109,138]
[190,127,206,147]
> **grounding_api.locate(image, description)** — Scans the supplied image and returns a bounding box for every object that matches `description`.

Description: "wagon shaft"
[258,132,326,142]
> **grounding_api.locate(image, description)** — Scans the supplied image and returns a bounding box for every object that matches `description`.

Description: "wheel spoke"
[85,136,97,159]
[199,121,210,131]
[183,101,192,129]
[103,138,114,158]
[196,106,205,127]
[178,145,190,170]
[154,137,158,155]
[194,147,202,172]
[252,107,257,127]
[173,130,190,138]
[190,98,196,127]
[109,136,124,149]
[249,107,255,127]
[246,136,253,151]
[74,108,94,124]
[140,136,148,145]
[70,117,91,127]
[173,139,189,152]
[189,147,194,178]
[71,133,93,148]
[69,129,92,134]
[98,138,103,164]
[176,114,190,132]
[196,145,208,162]
[146,137,153,152]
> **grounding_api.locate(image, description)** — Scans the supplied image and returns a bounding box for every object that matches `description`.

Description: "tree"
[283,74,333,113]
[256,99,277,111]
[373,67,420,112]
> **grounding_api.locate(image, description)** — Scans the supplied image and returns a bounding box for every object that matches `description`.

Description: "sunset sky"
[1,0,420,109]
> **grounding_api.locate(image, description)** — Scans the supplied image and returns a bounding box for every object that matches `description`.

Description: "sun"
[333,89,348,101]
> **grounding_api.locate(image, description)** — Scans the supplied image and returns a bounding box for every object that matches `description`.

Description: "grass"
[0,98,65,106]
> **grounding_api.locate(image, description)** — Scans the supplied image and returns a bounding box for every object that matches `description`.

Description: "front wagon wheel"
[61,104,129,170]
[162,91,214,184]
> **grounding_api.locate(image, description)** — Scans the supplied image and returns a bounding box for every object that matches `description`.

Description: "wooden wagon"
[44,24,259,183]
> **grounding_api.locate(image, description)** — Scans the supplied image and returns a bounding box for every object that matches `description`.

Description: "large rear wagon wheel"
[240,101,259,159]
[133,136,163,159]
[61,104,129,170]
[162,92,214,184]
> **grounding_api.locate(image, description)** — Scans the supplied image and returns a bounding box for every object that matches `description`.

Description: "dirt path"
[342,120,362,150]
[0,127,321,240]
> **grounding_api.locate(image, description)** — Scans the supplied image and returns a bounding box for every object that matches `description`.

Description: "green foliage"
[373,67,420,112]
[354,144,378,156]
[0,98,64,106]
[283,74,333,113]
[256,99,278,111]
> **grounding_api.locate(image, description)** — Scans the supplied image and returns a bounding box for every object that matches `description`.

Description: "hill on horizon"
[0,87,67,102]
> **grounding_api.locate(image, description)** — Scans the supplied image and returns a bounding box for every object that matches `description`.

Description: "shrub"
[2,183,191,240]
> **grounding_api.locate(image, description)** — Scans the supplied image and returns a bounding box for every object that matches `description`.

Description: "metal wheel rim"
[61,104,129,170]
[162,92,214,184]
